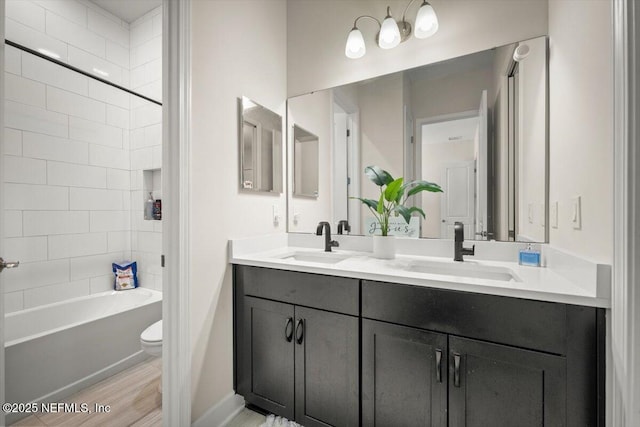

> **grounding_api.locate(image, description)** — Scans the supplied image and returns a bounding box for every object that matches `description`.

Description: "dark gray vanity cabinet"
[234,265,360,427]
[362,319,448,427]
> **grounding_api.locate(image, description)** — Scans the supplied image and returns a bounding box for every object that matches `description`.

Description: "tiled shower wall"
[3,2,163,313]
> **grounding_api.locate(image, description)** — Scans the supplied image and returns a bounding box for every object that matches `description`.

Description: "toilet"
[140,320,162,357]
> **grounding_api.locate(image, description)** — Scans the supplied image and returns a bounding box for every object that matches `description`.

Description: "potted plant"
[354,165,443,258]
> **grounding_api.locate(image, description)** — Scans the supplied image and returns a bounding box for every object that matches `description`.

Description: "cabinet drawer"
[362,280,567,355]
[235,265,359,316]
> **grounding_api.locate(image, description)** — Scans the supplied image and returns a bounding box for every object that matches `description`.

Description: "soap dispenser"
[144,192,154,220]
[519,244,541,267]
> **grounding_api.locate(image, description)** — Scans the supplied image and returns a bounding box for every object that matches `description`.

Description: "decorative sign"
[364,216,420,238]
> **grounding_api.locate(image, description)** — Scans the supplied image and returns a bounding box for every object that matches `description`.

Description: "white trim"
[0,1,6,425]
[163,0,192,425]
[612,0,640,425]
[192,393,245,427]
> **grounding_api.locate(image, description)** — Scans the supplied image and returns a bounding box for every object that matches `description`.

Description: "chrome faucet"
[337,220,351,235]
[316,221,339,252]
[454,221,475,262]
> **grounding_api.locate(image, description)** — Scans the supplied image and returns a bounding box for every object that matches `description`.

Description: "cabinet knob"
[284,317,294,342]
[295,318,305,344]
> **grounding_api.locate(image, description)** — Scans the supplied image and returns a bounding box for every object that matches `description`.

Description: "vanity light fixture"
[345,0,439,59]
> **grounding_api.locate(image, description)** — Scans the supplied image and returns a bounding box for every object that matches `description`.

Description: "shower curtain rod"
[5,39,162,106]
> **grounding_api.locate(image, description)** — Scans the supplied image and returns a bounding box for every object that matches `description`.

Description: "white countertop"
[229,235,611,308]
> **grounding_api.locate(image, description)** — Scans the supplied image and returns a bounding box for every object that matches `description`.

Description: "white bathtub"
[4,288,162,423]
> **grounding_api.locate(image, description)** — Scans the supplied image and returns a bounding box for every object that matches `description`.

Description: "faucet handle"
[337,220,351,235]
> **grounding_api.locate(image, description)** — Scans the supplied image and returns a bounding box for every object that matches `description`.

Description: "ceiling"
[422,117,479,145]
[89,0,161,23]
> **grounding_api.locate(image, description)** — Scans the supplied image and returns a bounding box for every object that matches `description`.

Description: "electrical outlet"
[293,212,301,226]
[550,201,558,228]
[570,196,581,230]
[272,205,280,226]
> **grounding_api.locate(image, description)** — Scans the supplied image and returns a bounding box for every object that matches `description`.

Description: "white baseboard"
[192,392,245,427]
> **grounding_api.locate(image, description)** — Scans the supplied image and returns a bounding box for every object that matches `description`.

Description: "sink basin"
[406,260,520,282]
[280,251,350,265]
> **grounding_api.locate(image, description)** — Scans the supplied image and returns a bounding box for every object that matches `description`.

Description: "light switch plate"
[539,203,545,227]
[571,196,581,230]
[272,205,280,226]
[550,201,558,228]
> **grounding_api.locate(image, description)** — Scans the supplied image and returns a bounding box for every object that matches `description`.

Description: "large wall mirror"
[287,36,548,242]
[239,96,283,193]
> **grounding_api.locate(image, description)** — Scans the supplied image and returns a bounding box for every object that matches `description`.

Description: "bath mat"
[259,414,302,427]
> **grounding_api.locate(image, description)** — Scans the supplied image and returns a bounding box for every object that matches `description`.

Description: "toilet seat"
[141,320,162,357]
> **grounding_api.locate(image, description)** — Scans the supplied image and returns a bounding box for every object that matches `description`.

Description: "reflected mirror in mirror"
[293,125,319,198]
[240,96,283,193]
[287,36,548,242]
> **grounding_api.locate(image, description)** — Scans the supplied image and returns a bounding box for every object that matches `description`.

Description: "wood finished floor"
[11,357,162,427]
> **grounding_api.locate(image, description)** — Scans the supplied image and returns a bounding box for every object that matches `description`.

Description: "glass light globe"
[414,1,439,39]
[345,28,366,59]
[378,16,401,49]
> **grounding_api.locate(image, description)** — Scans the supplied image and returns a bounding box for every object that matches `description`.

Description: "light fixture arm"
[353,15,382,30]
[401,0,421,22]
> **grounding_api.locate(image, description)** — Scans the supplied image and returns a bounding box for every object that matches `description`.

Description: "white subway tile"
[130,128,145,150]
[4,236,48,263]
[7,1,46,32]
[88,9,129,48]
[130,58,161,89]
[5,291,24,313]
[122,189,131,211]
[152,220,162,233]
[134,251,161,275]
[131,210,154,233]
[69,116,122,148]
[130,147,153,170]
[152,145,162,169]
[23,131,89,164]
[68,46,123,86]
[130,170,143,191]
[6,18,68,62]
[69,187,123,210]
[90,274,113,293]
[5,128,23,156]
[24,211,89,236]
[88,80,130,109]
[47,86,106,123]
[4,211,23,238]
[131,102,161,128]
[89,144,130,170]
[133,80,162,103]
[23,279,91,309]
[106,169,130,190]
[5,45,22,75]
[5,100,68,138]
[130,36,161,68]
[105,40,129,69]
[46,11,105,58]
[83,0,125,28]
[70,252,124,280]
[3,156,47,184]
[130,18,153,48]
[22,53,89,96]
[48,232,107,259]
[152,12,162,37]
[122,127,130,150]
[90,211,130,232]
[106,104,129,129]
[3,259,69,292]
[121,68,130,88]
[33,0,87,27]
[107,231,130,252]
[5,183,68,210]
[5,72,46,109]
[47,161,107,188]
[137,231,162,253]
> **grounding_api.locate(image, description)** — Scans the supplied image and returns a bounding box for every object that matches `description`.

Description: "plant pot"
[373,235,396,259]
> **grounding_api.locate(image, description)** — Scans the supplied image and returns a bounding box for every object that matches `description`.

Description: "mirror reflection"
[240,96,283,193]
[287,36,548,242]
[293,125,320,198]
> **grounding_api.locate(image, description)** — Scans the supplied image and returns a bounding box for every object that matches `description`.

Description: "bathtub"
[4,288,161,423]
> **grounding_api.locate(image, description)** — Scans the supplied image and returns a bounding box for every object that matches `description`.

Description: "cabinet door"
[449,336,566,427]
[362,319,448,427]
[243,297,295,419]
[294,306,359,427]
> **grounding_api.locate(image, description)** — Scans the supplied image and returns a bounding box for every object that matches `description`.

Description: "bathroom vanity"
[231,238,607,427]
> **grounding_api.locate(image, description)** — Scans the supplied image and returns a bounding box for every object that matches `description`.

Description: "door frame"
[612,0,640,425]
[0,1,6,425]
[163,0,191,425]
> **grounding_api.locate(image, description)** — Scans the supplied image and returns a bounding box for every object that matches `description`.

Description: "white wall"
[548,0,612,263]
[287,0,548,96]
[130,7,162,101]
[189,0,287,421]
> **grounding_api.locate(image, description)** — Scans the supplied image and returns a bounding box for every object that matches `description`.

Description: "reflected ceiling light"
[345,0,439,59]
[513,44,531,62]
[37,48,61,60]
